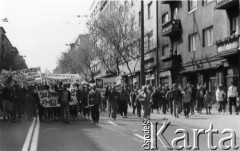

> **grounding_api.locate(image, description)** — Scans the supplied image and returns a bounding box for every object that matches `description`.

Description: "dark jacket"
[108,90,120,102]
[88,89,101,105]
[151,91,160,109]
[59,90,71,104]
[76,89,82,103]
[120,90,129,102]
[172,89,182,102]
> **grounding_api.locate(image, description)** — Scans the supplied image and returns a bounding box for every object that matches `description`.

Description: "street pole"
[156,1,159,87]
[140,0,145,87]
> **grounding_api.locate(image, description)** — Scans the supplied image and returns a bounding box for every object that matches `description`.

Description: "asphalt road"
[0,111,239,151]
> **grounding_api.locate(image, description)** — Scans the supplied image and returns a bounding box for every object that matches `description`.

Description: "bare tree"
[87,1,140,86]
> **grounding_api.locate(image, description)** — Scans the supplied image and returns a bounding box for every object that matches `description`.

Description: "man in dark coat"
[88,84,101,123]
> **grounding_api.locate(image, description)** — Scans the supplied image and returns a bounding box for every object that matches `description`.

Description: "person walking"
[159,86,167,114]
[166,85,173,115]
[119,85,129,118]
[59,84,71,124]
[151,87,160,114]
[135,89,142,119]
[76,84,82,116]
[189,83,196,115]
[130,88,137,115]
[139,86,151,121]
[196,84,204,114]
[82,85,90,119]
[181,87,191,118]
[204,90,212,114]
[172,83,182,118]
[108,86,120,120]
[227,81,238,115]
[88,84,101,123]
[216,84,226,115]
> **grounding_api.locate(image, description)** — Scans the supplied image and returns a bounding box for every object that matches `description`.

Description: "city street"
[1,108,239,151]
[1,0,240,151]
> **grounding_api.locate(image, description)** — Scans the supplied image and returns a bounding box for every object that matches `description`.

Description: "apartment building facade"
[0,27,19,70]
[158,0,240,96]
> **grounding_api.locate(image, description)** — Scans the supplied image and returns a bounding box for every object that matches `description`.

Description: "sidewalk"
[150,107,240,139]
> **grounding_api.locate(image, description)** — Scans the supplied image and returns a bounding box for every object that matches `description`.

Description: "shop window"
[203,26,213,47]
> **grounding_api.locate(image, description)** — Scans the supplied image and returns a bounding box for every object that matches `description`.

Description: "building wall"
[158,0,240,92]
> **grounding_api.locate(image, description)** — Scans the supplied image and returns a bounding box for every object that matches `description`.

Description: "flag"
[2,18,8,22]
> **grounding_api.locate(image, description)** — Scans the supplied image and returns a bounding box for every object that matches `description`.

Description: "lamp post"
[140,1,145,87]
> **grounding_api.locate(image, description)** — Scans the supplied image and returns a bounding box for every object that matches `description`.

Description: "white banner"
[38,90,60,107]
[38,88,78,108]
[15,67,42,83]
[46,74,82,85]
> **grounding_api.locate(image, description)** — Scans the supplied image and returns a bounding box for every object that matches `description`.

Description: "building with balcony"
[158,0,240,95]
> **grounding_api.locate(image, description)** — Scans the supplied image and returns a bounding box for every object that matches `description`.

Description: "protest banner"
[96,77,122,97]
[38,88,78,108]
[46,74,82,85]
[38,90,60,107]
[15,67,42,84]
[68,88,78,106]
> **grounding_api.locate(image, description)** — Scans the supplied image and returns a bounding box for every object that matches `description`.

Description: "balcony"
[162,19,181,37]
[161,0,178,4]
[215,0,238,9]
[160,54,181,70]
[216,34,240,57]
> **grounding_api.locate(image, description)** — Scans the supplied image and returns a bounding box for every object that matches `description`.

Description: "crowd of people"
[0,81,239,124]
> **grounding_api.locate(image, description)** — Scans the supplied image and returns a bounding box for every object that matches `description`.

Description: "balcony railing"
[215,0,238,9]
[160,54,181,70]
[216,34,240,55]
[161,0,178,4]
[162,19,181,37]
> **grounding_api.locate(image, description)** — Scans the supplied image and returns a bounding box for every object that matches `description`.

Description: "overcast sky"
[0,0,94,72]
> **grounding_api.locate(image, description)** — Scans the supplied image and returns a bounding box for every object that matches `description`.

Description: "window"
[203,26,213,47]
[172,7,178,20]
[162,13,169,24]
[230,16,239,35]
[189,33,197,51]
[172,41,178,55]
[162,44,169,56]
[148,33,153,51]
[202,0,213,5]
[148,2,152,19]
[188,0,197,12]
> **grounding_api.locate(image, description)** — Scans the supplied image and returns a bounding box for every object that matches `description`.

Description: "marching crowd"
[0,81,239,124]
